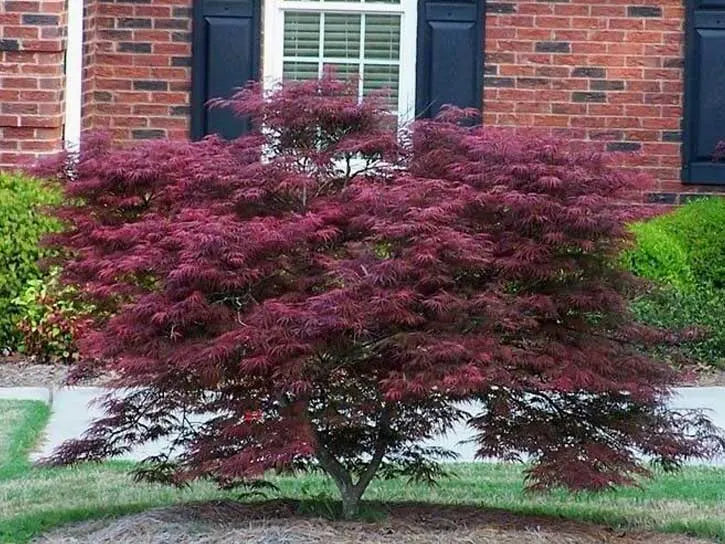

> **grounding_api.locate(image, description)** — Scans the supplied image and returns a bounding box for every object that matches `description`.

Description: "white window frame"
[64,0,84,150]
[262,0,418,126]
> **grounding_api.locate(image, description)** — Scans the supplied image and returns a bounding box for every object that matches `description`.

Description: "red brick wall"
[84,0,700,202]
[2,0,718,203]
[0,0,67,170]
[82,0,99,133]
[483,0,699,203]
[81,0,193,143]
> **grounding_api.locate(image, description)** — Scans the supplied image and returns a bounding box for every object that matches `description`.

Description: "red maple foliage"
[41,77,723,517]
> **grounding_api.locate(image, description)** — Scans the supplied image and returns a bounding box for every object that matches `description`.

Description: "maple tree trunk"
[337,481,363,519]
[316,448,379,519]
[313,408,392,519]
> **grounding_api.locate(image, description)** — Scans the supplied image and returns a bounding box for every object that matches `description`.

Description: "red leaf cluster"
[41,77,723,511]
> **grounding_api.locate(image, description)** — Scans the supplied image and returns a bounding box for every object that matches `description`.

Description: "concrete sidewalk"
[2,385,724,464]
[0,387,52,403]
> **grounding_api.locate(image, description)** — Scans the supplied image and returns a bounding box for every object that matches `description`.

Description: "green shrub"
[662,197,725,288]
[0,171,62,350]
[627,197,725,289]
[12,268,92,364]
[624,221,695,291]
[631,286,725,370]
[625,196,725,370]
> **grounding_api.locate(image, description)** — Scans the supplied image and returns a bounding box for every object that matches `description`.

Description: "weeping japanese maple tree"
[43,77,722,517]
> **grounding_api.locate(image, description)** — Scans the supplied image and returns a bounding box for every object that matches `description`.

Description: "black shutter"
[415,0,485,119]
[684,0,725,183]
[191,0,261,140]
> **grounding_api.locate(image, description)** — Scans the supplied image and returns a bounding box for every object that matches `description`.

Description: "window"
[191,0,484,140]
[263,0,417,124]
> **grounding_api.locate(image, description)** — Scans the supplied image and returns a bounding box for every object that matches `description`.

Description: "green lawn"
[1,399,724,543]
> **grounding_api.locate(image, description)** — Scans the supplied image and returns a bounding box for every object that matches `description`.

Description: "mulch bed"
[31,500,713,544]
[692,370,725,387]
[2,356,724,389]
[0,355,68,388]
[0,356,111,388]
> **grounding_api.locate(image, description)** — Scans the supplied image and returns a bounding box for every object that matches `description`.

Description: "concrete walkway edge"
[1,386,724,464]
[0,386,52,404]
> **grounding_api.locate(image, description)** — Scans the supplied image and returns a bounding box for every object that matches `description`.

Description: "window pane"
[363,63,399,107]
[323,13,361,58]
[283,61,319,80]
[323,62,359,80]
[364,14,400,60]
[283,12,321,57]
[280,7,403,114]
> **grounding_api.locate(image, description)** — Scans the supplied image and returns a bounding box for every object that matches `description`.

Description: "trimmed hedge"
[624,221,695,292]
[0,172,61,349]
[626,197,725,369]
[626,197,725,290]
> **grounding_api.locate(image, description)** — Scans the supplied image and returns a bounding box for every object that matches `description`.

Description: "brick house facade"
[0,1,67,162]
[0,0,722,203]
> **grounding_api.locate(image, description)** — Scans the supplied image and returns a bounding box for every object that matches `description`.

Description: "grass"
[1,399,724,543]
[0,398,49,480]
[0,400,231,543]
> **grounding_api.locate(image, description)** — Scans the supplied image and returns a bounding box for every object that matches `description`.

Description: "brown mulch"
[0,355,68,387]
[0,356,112,388]
[0,356,725,387]
[2,356,725,389]
[32,500,713,544]
[691,369,725,387]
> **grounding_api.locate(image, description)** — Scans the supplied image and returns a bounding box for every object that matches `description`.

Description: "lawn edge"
[0,399,50,479]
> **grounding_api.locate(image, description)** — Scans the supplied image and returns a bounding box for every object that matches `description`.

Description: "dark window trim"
[682,0,698,184]
[415,0,486,119]
[190,0,262,140]
[682,0,725,185]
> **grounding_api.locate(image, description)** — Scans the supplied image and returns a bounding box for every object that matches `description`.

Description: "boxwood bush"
[624,221,695,291]
[626,197,725,290]
[626,197,725,369]
[0,171,62,350]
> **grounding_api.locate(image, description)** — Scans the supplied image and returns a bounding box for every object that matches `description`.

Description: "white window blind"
[264,0,417,124]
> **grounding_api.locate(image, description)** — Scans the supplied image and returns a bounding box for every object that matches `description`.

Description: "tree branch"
[353,405,392,495]
[300,403,353,491]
